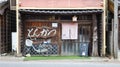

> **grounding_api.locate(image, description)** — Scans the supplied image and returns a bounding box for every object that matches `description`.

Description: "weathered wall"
[19,0,103,8]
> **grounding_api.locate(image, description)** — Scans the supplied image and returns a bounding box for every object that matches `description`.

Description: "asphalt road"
[0,61,120,67]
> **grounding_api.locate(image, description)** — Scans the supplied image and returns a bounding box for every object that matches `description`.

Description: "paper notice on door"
[62,23,78,39]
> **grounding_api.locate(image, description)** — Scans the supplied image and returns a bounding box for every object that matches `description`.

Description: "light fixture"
[72,15,77,21]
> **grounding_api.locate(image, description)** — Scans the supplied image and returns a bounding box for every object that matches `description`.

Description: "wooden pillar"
[113,0,118,59]
[92,14,98,56]
[101,0,107,56]
[58,23,61,56]
[0,16,1,54]
[16,0,21,56]
[111,19,114,57]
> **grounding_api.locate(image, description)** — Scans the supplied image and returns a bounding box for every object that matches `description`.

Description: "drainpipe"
[113,0,118,59]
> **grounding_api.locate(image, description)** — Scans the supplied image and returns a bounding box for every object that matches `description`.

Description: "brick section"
[19,0,103,8]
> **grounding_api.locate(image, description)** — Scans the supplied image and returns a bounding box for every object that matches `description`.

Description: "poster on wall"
[62,23,78,39]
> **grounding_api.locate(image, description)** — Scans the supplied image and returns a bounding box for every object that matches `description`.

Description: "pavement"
[0,55,120,63]
[0,52,120,62]
[0,56,24,61]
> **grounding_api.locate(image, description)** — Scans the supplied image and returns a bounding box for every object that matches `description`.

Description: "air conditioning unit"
[10,0,16,10]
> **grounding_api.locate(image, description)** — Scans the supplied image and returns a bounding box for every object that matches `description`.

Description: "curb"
[0,56,120,62]
[0,56,24,61]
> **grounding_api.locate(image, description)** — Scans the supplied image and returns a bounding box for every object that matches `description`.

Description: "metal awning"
[20,9,103,14]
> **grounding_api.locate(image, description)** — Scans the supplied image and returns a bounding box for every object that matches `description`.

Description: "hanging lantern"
[72,16,77,21]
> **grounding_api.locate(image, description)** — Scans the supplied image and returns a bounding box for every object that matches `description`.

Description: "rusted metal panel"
[19,0,103,8]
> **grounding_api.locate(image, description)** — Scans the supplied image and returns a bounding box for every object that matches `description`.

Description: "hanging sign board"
[52,23,58,28]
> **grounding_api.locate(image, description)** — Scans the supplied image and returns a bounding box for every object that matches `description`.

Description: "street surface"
[0,61,120,67]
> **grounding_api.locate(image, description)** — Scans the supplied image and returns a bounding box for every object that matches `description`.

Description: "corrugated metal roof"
[20,9,103,14]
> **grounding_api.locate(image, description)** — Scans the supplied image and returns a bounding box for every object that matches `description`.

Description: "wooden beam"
[25,19,92,23]
[19,7,103,10]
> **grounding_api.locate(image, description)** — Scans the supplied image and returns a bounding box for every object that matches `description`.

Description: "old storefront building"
[0,0,11,55]
[15,0,107,57]
[0,0,16,55]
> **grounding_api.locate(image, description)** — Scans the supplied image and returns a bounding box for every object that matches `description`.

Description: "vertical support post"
[16,0,21,56]
[92,14,98,56]
[114,0,118,59]
[0,16,1,54]
[58,24,61,56]
[111,19,114,57]
[102,0,107,56]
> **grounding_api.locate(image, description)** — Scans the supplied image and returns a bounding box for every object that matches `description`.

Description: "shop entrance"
[20,13,101,56]
[61,23,92,56]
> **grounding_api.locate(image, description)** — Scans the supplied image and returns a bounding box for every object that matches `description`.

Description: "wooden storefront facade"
[16,0,106,56]
[0,9,15,54]
[18,10,103,56]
